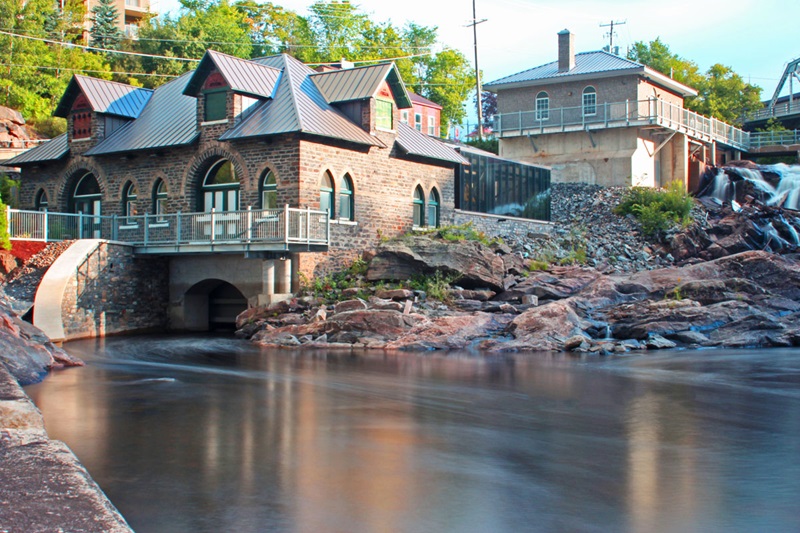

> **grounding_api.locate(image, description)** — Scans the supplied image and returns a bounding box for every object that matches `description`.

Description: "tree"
[90,0,123,50]
[628,38,762,126]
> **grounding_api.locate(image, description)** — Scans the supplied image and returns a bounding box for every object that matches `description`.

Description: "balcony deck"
[493,98,750,151]
[7,206,330,255]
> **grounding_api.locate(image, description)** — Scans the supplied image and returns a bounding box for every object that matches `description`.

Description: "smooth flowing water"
[25,336,800,533]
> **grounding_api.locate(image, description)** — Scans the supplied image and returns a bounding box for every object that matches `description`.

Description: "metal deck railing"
[6,206,330,252]
[492,97,751,151]
[747,100,800,123]
[749,130,800,150]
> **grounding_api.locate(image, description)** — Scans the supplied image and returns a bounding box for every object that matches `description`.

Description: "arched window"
[320,171,334,219]
[35,189,48,211]
[427,188,440,228]
[201,159,239,212]
[260,169,277,209]
[582,86,597,117]
[122,181,137,222]
[413,185,424,227]
[71,172,101,215]
[535,91,549,121]
[338,174,354,221]
[153,179,168,220]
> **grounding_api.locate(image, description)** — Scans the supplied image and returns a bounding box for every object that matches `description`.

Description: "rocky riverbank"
[236,184,800,354]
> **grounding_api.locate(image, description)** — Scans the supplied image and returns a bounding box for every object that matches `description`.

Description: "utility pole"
[599,20,626,53]
[467,0,487,140]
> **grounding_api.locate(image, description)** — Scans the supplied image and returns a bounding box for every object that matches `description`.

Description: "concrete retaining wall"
[453,210,554,239]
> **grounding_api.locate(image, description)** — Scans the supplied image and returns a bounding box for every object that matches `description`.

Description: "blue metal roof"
[85,73,198,156]
[54,75,152,119]
[395,122,468,165]
[183,50,282,99]
[3,133,68,165]
[485,51,643,89]
[220,54,385,147]
[310,63,413,108]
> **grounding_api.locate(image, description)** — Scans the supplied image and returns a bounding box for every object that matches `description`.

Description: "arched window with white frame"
[535,91,549,121]
[582,86,597,117]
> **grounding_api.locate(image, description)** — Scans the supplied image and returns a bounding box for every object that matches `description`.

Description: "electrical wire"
[0,63,181,77]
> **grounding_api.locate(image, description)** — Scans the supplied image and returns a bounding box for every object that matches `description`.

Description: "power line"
[599,20,626,52]
[0,63,181,78]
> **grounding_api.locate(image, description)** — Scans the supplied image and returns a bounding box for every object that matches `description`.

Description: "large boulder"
[367,236,505,291]
[385,313,513,351]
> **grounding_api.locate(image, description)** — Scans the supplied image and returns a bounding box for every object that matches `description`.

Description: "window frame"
[204,90,228,122]
[122,181,138,223]
[153,178,168,221]
[35,189,48,211]
[535,91,550,121]
[338,173,354,221]
[427,115,436,136]
[414,112,422,131]
[201,159,239,212]
[412,185,425,228]
[375,99,394,131]
[320,171,335,220]
[582,86,597,117]
[260,169,278,210]
[427,187,440,228]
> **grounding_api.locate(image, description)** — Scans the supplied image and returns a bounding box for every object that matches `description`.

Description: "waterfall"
[698,163,800,210]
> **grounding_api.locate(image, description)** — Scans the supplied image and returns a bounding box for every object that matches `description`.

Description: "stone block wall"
[452,210,554,240]
[61,243,168,339]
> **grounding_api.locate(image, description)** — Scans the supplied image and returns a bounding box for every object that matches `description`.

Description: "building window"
[413,185,424,227]
[35,189,48,211]
[201,159,238,212]
[583,86,597,117]
[339,173,354,221]
[414,112,422,131]
[427,188,440,228]
[401,110,409,124]
[320,171,335,219]
[204,90,227,122]
[260,169,277,209]
[122,181,137,222]
[71,172,101,215]
[428,115,436,136]
[376,99,393,130]
[535,91,549,120]
[153,179,167,220]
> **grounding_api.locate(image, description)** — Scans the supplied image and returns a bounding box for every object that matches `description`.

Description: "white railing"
[6,206,330,249]
[493,98,750,151]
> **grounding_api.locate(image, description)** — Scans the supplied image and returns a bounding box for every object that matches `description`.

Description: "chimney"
[558,29,575,73]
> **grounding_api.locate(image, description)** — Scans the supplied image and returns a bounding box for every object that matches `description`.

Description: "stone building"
[6,50,471,329]
[486,30,748,190]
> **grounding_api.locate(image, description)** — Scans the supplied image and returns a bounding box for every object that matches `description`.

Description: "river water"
[24,335,800,533]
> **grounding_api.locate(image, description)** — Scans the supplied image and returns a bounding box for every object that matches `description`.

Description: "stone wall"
[452,210,554,240]
[61,243,168,340]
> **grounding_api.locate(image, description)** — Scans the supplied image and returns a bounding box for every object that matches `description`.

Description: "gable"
[183,50,281,100]
[54,75,152,119]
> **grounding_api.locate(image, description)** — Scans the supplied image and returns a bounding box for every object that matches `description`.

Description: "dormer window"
[205,91,227,122]
[376,99,393,130]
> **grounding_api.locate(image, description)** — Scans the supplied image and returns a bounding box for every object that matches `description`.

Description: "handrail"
[749,130,800,149]
[492,97,750,150]
[6,206,330,248]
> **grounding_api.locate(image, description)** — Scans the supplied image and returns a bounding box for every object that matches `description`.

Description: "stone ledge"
[0,366,133,533]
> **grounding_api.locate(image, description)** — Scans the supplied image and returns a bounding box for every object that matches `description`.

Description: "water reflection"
[25,337,800,533]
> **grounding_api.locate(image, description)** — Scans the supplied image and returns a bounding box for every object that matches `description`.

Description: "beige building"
[486,30,748,190]
[85,0,149,39]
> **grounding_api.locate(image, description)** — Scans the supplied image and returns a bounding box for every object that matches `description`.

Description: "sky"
[150,0,798,114]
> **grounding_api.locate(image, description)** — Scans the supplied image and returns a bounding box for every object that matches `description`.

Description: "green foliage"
[408,222,501,247]
[757,117,788,133]
[90,0,123,50]
[628,38,762,126]
[0,201,11,250]
[0,175,20,206]
[408,270,459,303]
[28,117,67,138]
[614,181,694,239]
[464,137,498,154]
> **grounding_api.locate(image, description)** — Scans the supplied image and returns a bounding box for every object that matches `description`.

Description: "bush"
[614,181,694,239]
[0,201,11,250]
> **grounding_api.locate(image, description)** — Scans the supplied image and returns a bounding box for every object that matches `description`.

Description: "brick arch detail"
[58,158,107,212]
[182,145,249,200]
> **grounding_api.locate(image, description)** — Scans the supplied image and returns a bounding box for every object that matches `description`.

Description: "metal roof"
[310,63,413,108]
[485,50,696,97]
[3,133,68,166]
[85,73,198,156]
[395,122,468,165]
[183,50,282,99]
[410,92,442,109]
[54,75,152,119]
[220,54,385,147]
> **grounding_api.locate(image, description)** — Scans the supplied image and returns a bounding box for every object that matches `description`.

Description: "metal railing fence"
[6,205,330,248]
[493,98,750,151]
[749,130,800,149]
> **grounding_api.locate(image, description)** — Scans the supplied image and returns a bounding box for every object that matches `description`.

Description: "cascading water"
[695,162,800,254]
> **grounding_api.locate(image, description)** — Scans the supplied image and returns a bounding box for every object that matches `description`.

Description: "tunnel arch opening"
[183,279,247,331]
